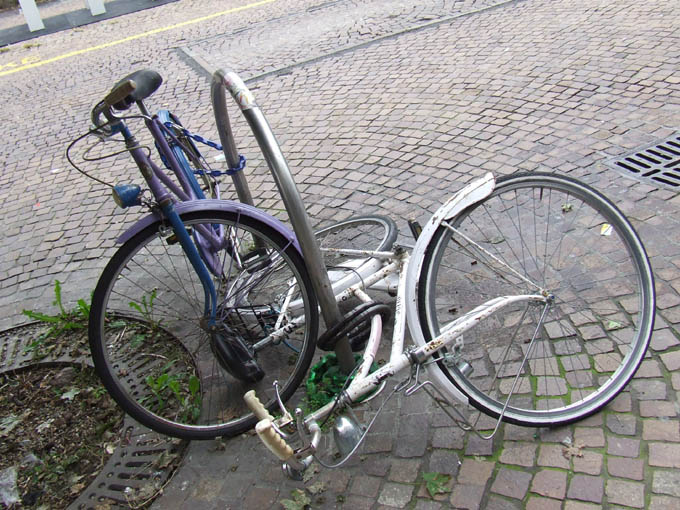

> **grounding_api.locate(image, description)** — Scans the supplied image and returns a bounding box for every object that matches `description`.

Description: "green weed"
[22,280,91,355]
[144,366,201,423]
[129,288,160,330]
[422,472,451,498]
[280,489,311,510]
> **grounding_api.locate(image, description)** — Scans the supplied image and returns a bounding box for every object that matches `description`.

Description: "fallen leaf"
[0,414,23,436]
[280,489,311,510]
[423,472,452,498]
[306,481,326,495]
[302,464,319,483]
[154,451,177,469]
[61,388,81,401]
[68,474,85,484]
[70,482,86,495]
[136,484,157,501]
[606,320,623,330]
[0,467,20,505]
[36,418,54,433]
[562,441,585,459]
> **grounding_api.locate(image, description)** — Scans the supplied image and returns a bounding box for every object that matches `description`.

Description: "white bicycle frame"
[245,173,549,469]
[214,70,549,470]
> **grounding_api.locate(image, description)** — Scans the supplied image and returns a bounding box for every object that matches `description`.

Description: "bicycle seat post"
[136,99,151,118]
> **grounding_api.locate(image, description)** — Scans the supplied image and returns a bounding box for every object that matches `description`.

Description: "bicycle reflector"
[112,184,142,208]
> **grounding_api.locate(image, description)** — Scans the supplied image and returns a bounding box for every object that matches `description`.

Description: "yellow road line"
[0,0,276,77]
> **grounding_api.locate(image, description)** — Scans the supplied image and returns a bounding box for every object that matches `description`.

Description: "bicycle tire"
[89,209,318,439]
[417,172,655,427]
[315,215,398,289]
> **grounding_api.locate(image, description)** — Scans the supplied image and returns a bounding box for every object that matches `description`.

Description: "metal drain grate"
[0,324,187,510]
[69,419,187,510]
[606,133,680,190]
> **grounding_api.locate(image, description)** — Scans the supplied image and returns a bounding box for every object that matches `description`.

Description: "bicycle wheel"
[315,215,398,290]
[417,172,654,427]
[89,210,318,439]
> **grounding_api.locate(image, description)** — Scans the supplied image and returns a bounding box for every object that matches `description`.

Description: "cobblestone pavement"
[179,0,511,79]
[1,0,680,508]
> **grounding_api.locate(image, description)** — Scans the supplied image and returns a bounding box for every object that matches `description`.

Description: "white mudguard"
[404,172,496,403]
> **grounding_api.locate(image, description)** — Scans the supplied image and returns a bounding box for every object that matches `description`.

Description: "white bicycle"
[85,70,655,477]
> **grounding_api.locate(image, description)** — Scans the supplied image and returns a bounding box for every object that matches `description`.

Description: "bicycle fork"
[161,202,218,320]
[123,130,219,322]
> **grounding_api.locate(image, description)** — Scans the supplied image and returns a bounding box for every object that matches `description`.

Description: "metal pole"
[213,70,355,373]
[211,70,257,208]
[18,0,44,31]
[243,106,355,372]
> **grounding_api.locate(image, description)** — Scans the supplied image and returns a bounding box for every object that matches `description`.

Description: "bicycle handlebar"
[90,79,137,134]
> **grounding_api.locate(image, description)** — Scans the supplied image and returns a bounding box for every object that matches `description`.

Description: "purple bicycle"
[68,70,326,439]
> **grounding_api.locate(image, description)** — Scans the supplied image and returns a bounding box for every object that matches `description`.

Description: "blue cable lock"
[161,121,247,177]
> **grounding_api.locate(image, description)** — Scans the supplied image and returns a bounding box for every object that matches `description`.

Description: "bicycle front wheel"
[417,172,655,427]
[89,210,318,439]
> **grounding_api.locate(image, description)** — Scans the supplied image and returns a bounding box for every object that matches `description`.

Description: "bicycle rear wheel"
[160,111,219,200]
[89,210,318,439]
[315,215,398,290]
[417,172,655,427]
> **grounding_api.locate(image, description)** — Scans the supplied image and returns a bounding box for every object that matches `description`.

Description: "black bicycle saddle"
[111,69,163,111]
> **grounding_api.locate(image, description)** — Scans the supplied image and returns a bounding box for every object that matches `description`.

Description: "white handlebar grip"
[255,419,294,461]
[244,390,274,421]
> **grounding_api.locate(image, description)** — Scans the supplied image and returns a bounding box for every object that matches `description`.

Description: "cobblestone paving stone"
[1,0,680,508]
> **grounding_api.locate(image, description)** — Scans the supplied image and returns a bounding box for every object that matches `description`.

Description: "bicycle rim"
[315,215,398,284]
[89,210,318,439]
[418,172,654,427]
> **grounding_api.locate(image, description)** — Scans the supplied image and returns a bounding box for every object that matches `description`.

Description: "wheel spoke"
[89,211,317,439]
[419,173,654,426]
